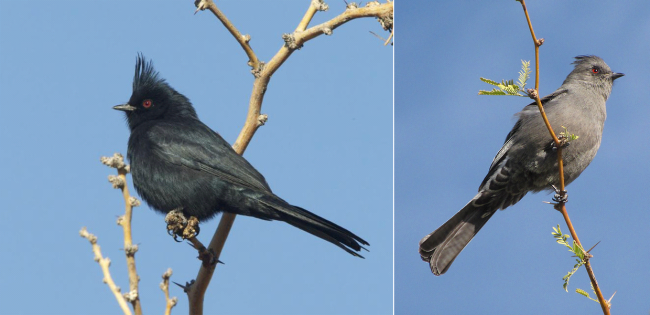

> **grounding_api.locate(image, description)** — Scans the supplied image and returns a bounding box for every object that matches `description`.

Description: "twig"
[517,1,610,314]
[384,29,394,46]
[187,1,392,314]
[102,153,143,315]
[160,268,178,315]
[194,0,260,72]
[80,228,133,315]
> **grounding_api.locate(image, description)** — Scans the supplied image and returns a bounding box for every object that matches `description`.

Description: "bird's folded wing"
[151,120,272,192]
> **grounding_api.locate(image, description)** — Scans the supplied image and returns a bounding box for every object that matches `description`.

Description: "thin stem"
[197,0,260,71]
[161,269,177,315]
[117,168,142,315]
[517,1,609,313]
[295,2,318,32]
[80,228,133,315]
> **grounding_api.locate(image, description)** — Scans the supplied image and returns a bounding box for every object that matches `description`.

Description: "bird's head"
[564,55,624,90]
[114,54,197,130]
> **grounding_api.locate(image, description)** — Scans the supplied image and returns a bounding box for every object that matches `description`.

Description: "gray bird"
[419,55,624,276]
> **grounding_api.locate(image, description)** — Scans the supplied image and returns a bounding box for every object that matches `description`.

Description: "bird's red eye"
[591,68,599,74]
[142,99,153,108]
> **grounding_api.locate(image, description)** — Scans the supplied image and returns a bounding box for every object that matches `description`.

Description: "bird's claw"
[551,185,568,206]
[165,208,201,241]
[551,140,571,152]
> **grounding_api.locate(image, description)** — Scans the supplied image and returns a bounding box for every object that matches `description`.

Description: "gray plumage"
[419,55,624,275]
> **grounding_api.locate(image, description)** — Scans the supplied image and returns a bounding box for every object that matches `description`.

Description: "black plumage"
[114,55,368,257]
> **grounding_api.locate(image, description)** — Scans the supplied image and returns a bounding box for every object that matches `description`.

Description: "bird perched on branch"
[419,55,623,275]
[114,54,368,257]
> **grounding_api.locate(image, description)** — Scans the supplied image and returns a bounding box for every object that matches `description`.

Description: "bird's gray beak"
[611,72,625,80]
[113,103,137,111]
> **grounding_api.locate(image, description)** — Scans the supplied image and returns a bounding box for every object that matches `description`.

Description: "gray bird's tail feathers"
[258,195,369,258]
[419,194,496,275]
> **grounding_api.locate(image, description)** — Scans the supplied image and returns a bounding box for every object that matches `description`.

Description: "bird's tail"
[419,193,497,275]
[258,196,369,258]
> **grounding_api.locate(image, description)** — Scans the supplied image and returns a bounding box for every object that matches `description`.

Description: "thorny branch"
[517,1,610,314]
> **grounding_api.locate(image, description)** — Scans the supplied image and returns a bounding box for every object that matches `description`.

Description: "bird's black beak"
[611,72,625,80]
[113,103,137,111]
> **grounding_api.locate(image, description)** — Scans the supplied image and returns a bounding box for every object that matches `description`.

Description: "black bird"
[114,55,368,257]
[419,56,623,275]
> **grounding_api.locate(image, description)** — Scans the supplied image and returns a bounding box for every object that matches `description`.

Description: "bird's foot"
[551,185,568,203]
[549,185,568,211]
[165,208,201,241]
[550,140,571,152]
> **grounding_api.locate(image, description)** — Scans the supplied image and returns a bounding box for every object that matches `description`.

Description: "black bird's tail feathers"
[419,193,496,275]
[258,195,369,258]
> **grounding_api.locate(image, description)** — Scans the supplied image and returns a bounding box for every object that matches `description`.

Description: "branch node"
[108,175,125,189]
[242,34,251,43]
[257,114,268,127]
[122,290,138,303]
[323,27,333,35]
[100,153,129,172]
[608,291,616,306]
[526,88,538,100]
[282,33,302,50]
[79,227,98,244]
[162,268,173,280]
[366,1,381,7]
[345,2,359,10]
[536,38,545,46]
[251,61,265,78]
[193,0,211,14]
[311,0,329,11]
[117,215,125,226]
[129,196,141,207]
[174,279,195,293]
[124,244,139,256]
[376,9,393,31]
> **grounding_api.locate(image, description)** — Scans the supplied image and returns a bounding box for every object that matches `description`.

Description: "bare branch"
[101,153,143,315]
[193,0,261,72]
[160,268,178,315]
[80,227,133,315]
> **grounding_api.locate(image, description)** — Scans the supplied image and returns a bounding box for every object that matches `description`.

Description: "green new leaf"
[576,287,600,303]
[517,60,531,89]
[478,88,507,96]
[552,225,587,292]
[478,60,531,97]
[559,126,579,142]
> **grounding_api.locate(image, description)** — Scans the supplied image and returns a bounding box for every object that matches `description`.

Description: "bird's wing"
[150,119,272,192]
[479,88,568,190]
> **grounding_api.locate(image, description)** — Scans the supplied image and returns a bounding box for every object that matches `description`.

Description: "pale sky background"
[396,1,650,314]
[0,1,392,314]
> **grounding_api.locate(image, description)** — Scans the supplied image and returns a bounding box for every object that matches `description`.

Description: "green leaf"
[478,61,530,97]
[480,77,501,86]
[478,89,507,96]
[576,288,600,303]
[553,225,587,291]
[517,60,531,89]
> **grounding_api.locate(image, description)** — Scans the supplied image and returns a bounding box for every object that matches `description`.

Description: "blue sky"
[0,1,392,314]
[396,1,650,314]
